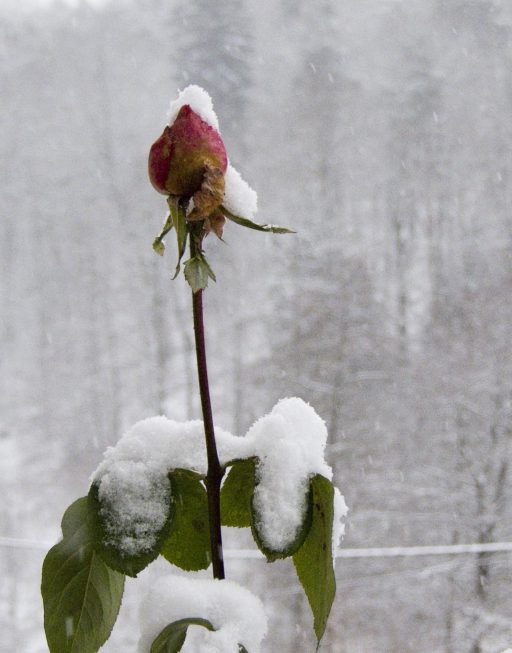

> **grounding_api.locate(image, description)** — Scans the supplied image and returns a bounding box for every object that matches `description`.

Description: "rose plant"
[41,86,345,653]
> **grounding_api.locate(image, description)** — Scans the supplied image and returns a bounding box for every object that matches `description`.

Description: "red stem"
[192,284,225,580]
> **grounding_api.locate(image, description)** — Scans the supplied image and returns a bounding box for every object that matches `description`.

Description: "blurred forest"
[2,0,512,651]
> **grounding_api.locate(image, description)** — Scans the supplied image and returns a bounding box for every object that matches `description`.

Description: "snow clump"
[332,487,349,556]
[167,84,220,131]
[223,163,258,219]
[92,398,347,557]
[245,397,332,551]
[138,574,267,653]
[92,417,238,556]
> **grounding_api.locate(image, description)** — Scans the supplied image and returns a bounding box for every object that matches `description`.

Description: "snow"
[92,398,346,557]
[138,574,267,653]
[96,460,171,556]
[246,398,332,551]
[332,487,349,557]
[223,163,258,219]
[93,417,239,480]
[167,85,220,131]
[92,417,239,556]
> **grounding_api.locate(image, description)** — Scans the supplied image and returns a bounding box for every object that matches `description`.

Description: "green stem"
[190,229,225,580]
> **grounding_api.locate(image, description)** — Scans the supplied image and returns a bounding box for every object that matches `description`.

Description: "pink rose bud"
[148,105,228,201]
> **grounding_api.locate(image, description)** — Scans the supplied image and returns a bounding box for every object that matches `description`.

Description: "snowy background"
[2,0,512,651]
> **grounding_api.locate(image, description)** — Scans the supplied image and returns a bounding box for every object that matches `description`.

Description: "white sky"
[0,0,106,11]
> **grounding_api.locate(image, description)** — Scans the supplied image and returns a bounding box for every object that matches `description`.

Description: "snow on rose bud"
[148,105,228,222]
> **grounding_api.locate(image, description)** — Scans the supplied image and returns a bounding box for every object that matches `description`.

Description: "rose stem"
[190,230,226,580]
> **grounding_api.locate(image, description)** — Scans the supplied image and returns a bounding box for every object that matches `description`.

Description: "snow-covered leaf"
[90,481,174,578]
[293,474,335,644]
[221,457,313,560]
[252,475,313,562]
[161,469,211,571]
[41,497,125,653]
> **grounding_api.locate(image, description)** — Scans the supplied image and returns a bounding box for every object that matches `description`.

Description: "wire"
[334,542,512,558]
[2,537,512,558]
[224,542,512,559]
[0,537,51,551]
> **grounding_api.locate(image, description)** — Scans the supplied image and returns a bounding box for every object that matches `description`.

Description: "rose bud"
[148,105,228,207]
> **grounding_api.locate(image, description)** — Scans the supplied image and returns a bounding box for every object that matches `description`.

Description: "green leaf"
[200,253,217,282]
[161,469,211,571]
[153,212,174,256]
[150,617,249,653]
[251,475,313,563]
[221,206,295,234]
[90,482,174,578]
[41,497,125,653]
[184,256,211,293]
[293,475,335,644]
[221,459,257,528]
[150,618,214,653]
[168,197,188,279]
[153,240,166,256]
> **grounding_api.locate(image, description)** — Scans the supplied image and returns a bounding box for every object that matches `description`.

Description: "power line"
[0,537,50,551]
[334,542,512,558]
[225,542,512,559]
[2,537,512,558]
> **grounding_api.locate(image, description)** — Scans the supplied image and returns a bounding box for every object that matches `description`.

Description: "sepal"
[153,211,174,256]
[221,206,294,234]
